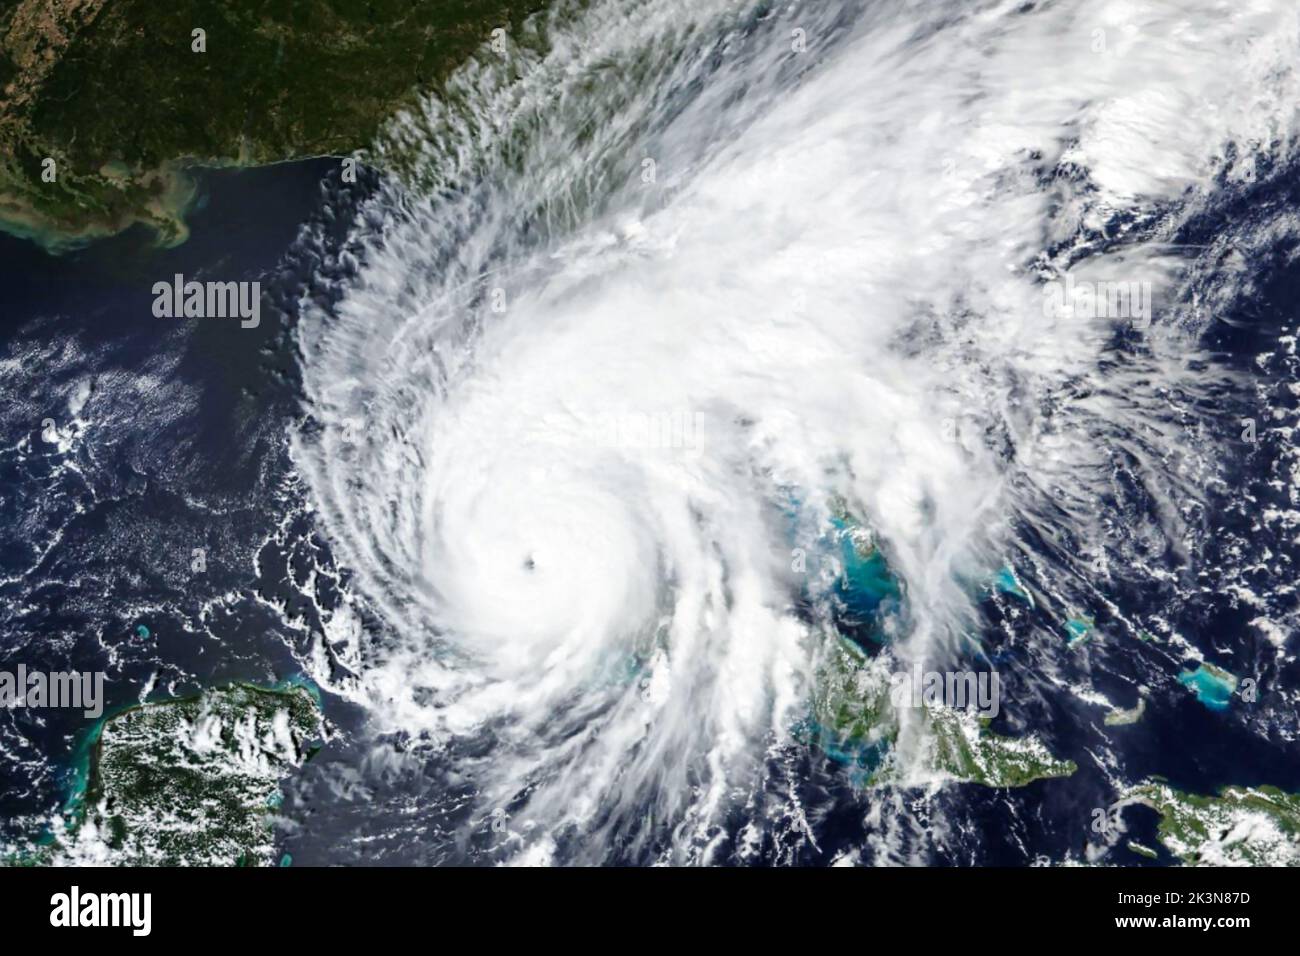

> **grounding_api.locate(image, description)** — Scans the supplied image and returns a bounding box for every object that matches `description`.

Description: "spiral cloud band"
[291,0,1300,863]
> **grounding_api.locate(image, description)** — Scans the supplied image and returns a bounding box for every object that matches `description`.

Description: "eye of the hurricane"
[420,435,668,675]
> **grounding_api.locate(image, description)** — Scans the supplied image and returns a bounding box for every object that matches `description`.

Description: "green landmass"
[1126,781,1300,866]
[923,706,1077,788]
[10,681,322,866]
[1126,840,1158,859]
[798,501,1074,790]
[807,637,1076,789]
[0,0,550,249]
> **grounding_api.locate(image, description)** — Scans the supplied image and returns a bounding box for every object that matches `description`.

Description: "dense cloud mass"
[291,0,1300,864]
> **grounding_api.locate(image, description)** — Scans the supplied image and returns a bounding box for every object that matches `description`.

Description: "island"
[1125,781,1300,867]
[15,681,322,866]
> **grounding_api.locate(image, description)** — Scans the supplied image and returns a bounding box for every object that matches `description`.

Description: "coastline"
[0,153,334,255]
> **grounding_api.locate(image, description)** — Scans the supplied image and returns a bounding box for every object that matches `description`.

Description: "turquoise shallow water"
[830,514,901,645]
[777,491,902,648]
[1178,665,1237,712]
[993,566,1032,605]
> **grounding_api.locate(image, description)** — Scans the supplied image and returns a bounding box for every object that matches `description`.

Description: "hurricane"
[288,0,1300,865]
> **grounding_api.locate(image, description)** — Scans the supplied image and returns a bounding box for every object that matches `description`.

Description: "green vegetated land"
[10,682,323,866]
[0,0,549,248]
[1125,781,1300,866]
